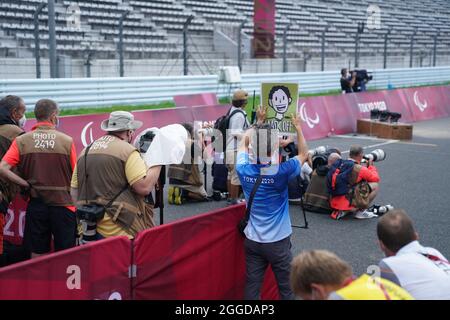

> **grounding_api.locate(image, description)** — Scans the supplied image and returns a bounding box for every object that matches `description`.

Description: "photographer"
[340,68,356,94]
[167,123,209,205]
[70,111,161,242]
[236,109,309,300]
[327,145,380,220]
[304,151,341,214]
[0,95,25,260]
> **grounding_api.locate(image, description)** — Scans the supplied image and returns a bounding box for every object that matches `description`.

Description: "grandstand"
[0,0,450,77]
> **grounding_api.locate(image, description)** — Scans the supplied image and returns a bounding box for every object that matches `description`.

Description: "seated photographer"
[304,152,341,214]
[70,111,162,242]
[377,210,450,300]
[327,145,380,220]
[340,68,356,94]
[167,123,209,205]
[290,250,413,300]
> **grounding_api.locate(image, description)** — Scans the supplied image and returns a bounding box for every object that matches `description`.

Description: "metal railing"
[1,67,449,110]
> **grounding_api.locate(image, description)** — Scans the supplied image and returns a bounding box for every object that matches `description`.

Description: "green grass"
[24,81,450,119]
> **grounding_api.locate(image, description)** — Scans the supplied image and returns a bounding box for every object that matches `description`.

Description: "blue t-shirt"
[236,152,301,243]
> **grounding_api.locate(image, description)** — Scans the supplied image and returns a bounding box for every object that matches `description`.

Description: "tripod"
[292,197,309,229]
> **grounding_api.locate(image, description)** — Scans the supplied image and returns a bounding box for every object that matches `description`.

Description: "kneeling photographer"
[167,123,209,205]
[303,148,342,214]
[327,145,391,220]
[71,111,161,243]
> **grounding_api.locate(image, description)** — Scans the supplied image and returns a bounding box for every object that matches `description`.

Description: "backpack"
[326,159,356,196]
[327,159,372,209]
[213,107,246,150]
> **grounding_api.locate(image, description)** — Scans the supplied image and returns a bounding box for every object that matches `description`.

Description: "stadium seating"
[0,0,449,63]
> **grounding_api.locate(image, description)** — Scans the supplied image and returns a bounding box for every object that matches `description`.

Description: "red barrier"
[174,93,218,108]
[0,237,131,300]
[3,196,27,246]
[440,86,450,114]
[322,94,359,134]
[133,204,278,300]
[191,104,230,122]
[297,96,333,140]
[401,87,450,122]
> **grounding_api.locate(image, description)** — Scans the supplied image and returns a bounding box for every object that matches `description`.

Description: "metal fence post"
[183,15,194,76]
[410,28,417,68]
[47,0,57,78]
[354,22,365,69]
[238,21,245,71]
[321,28,328,71]
[383,29,391,69]
[34,3,47,78]
[432,32,439,67]
[85,52,93,78]
[282,24,291,73]
[118,11,129,77]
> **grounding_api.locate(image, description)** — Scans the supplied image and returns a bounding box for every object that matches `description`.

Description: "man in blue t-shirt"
[236,110,309,300]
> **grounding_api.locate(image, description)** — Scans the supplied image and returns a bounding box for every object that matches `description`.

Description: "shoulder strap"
[81,143,127,208]
[82,143,94,202]
[244,175,263,222]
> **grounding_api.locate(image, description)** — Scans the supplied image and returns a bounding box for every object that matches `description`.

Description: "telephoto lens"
[363,149,386,162]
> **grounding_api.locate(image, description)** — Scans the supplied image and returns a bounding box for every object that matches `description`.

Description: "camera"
[138,130,156,153]
[370,109,402,123]
[363,149,386,163]
[76,204,105,244]
[309,146,341,170]
[351,69,372,92]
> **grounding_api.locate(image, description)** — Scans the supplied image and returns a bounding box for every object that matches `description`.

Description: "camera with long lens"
[309,146,341,170]
[350,69,373,92]
[362,149,386,163]
[76,204,105,244]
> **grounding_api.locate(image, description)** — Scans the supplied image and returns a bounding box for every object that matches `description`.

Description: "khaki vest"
[16,125,73,206]
[0,124,23,205]
[77,135,154,237]
[304,169,332,214]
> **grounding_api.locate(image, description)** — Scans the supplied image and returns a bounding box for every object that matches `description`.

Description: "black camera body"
[351,69,373,82]
[76,204,105,223]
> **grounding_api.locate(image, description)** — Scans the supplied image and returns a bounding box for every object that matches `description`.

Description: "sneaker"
[228,198,246,206]
[369,204,394,216]
[330,210,348,220]
[174,187,183,205]
[354,209,379,219]
[168,186,175,205]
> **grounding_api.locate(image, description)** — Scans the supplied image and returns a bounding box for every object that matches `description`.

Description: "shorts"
[24,198,77,254]
[226,150,241,186]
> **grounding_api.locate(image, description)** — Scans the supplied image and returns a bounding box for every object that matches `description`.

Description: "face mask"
[18,115,26,128]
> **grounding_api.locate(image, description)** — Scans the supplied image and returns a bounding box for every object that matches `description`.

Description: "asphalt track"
[156,117,450,275]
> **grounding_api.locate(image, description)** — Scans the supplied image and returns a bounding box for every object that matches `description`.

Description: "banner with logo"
[261,83,299,135]
[0,237,131,300]
[133,204,278,300]
[297,96,332,140]
[401,87,449,122]
[322,94,359,134]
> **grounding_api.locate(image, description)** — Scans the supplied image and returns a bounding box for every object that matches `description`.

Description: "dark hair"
[349,145,364,158]
[34,99,58,121]
[268,86,292,105]
[232,99,247,109]
[341,68,347,77]
[377,209,416,253]
[0,95,24,114]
